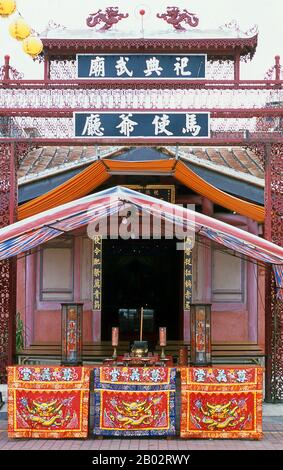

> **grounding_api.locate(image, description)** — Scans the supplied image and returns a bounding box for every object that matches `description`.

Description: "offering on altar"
[159,326,167,347]
[130,340,149,357]
[111,326,119,359]
[129,306,149,358]
[111,326,119,346]
[159,326,167,359]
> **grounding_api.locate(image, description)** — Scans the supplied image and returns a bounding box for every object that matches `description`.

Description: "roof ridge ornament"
[219,19,241,34]
[0,54,23,80]
[46,19,67,32]
[86,6,129,31]
[219,19,258,37]
[156,6,199,31]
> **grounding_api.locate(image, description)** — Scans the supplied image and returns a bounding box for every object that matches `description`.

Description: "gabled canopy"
[0,186,282,297]
[18,159,264,222]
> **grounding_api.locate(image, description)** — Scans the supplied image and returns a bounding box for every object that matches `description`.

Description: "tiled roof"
[177,146,264,182]
[18,145,264,185]
[18,146,121,182]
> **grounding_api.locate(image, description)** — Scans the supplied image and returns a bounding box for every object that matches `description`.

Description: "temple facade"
[16,145,265,361]
[1,8,283,403]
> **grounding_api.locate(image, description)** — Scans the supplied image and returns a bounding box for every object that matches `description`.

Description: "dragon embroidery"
[110,398,161,427]
[86,7,129,31]
[157,7,199,31]
[195,401,246,430]
[22,399,72,427]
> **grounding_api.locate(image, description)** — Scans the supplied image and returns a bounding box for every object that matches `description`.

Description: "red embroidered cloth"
[7,366,90,439]
[180,366,263,439]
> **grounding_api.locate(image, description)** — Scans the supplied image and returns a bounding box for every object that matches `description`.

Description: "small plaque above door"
[125,185,175,203]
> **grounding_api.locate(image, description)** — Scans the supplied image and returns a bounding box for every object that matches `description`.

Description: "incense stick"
[140,307,144,341]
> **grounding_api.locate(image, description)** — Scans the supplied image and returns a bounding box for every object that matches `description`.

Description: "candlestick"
[112,327,119,346]
[159,327,166,359]
[159,327,167,346]
[112,327,119,359]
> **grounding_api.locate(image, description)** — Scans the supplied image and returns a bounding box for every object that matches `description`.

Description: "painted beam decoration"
[77,54,206,79]
[74,112,210,139]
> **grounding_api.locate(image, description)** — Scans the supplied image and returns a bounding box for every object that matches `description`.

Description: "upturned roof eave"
[40,34,258,57]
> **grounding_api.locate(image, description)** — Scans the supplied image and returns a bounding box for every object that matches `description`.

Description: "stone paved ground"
[0,417,282,450]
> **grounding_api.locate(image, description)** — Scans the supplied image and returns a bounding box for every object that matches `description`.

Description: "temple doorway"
[101,238,182,346]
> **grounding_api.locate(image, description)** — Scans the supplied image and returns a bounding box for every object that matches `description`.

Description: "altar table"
[103,354,173,367]
[7,365,263,439]
[93,366,177,436]
[7,366,90,438]
[180,366,263,439]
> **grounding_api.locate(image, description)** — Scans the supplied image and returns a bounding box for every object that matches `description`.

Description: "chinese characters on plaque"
[74,112,210,139]
[77,54,206,79]
[126,185,175,203]
[92,236,102,311]
[184,237,193,310]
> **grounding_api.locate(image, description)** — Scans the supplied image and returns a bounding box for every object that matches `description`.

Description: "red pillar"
[234,47,241,83]
[43,53,50,81]
[264,143,283,402]
[0,142,17,383]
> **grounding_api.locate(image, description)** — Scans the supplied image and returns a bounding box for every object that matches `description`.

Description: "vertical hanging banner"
[77,54,206,79]
[74,112,210,139]
[184,237,193,310]
[92,236,102,311]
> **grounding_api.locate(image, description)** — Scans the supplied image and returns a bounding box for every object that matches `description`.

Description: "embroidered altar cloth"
[180,366,263,439]
[93,367,176,437]
[7,366,90,438]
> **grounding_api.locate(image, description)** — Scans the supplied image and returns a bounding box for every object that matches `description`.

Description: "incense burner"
[130,341,149,357]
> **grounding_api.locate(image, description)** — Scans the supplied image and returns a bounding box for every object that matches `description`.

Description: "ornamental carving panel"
[86,7,129,31]
[267,144,283,401]
[157,7,199,31]
[252,143,283,401]
[0,143,17,383]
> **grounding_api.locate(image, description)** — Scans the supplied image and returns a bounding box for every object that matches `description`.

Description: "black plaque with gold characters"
[126,184,175,203]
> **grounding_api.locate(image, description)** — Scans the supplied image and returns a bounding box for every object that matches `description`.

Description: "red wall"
[33,309,93,343]
[17,227,265,347]
[211,311,248,342]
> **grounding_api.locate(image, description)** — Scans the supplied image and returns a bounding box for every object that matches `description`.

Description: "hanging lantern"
[9,18,31,40]
[0,0,16,18]
[22,36,43,58]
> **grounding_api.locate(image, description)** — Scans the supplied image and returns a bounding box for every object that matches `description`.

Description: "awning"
[18,159,264,222]
[1,186,282,298]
